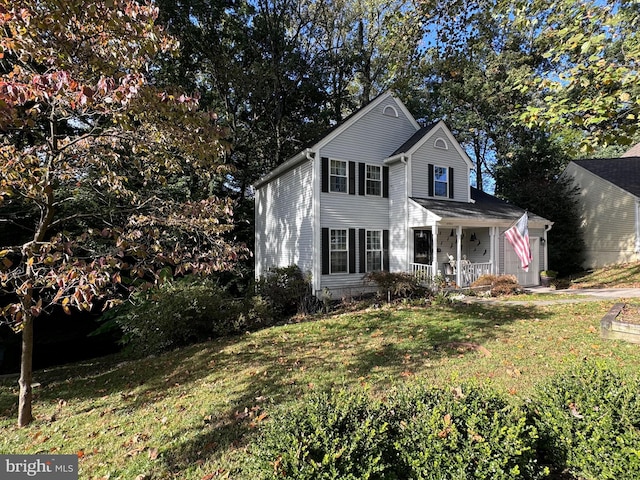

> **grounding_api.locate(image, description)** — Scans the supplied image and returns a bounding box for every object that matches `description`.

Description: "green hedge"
[532,360,640,479]
[248,385,547,479]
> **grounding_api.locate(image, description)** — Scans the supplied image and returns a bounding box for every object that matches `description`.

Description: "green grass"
[1,296,639,479]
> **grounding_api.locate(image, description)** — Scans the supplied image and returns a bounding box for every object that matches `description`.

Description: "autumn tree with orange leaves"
[0,1,245,427]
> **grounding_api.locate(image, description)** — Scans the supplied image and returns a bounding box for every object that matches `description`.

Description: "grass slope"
[1,264,640,478]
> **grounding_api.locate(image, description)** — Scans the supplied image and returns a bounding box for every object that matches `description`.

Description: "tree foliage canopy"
[0,0,245,426]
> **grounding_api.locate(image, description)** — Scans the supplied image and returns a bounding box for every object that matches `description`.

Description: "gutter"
[253,148,314,189]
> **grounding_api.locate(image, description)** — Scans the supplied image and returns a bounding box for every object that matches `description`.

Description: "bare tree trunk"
[18,312,34,427]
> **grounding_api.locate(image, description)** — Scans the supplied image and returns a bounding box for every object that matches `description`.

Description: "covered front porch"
[408,225,497,288]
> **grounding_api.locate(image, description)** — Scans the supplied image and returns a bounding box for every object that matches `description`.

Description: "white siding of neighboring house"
[254,159,314,279]
[319,96,419,294]
[410,126,470,201]
[563,162,639,268]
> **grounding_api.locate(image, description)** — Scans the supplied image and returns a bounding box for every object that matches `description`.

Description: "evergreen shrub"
[532,360,640,479]
[248,385,547,479]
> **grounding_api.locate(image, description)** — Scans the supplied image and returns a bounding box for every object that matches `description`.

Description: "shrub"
[256,265,318,316]
[248,389,390,480]
[364,271,425,300]
[247,385,547,480]
[531,360,640,479]
[109,277,258,355]
[471,274,521,297]
[389,384,546,479]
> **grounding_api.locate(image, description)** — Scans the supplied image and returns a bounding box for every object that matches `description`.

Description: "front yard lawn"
[0,297,638,478]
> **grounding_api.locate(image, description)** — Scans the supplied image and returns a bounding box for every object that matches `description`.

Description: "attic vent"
[434,137,448,150]
[383,105,399,117]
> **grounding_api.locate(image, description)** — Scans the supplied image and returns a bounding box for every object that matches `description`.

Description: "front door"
[504,237,540,286]
[414,230,433,264]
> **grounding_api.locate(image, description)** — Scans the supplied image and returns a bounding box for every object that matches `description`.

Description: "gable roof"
[411,187,550,225]
[387,120,474,170]
[390,122,438,156]
[254,91,419,189]
[571,157,640,197]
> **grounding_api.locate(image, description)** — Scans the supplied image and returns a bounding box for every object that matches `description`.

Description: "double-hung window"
[366,230,383,272]
[434,166,448,197]
[330,229,348,273]
[366,165,382,196]
[330,160,348,193]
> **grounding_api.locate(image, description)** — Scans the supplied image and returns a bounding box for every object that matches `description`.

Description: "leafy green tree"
[512,0,640,151]
[0,0,244,426]
[494,129,584,274]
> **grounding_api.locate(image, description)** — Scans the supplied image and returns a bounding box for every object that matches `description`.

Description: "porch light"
[449,229,454,237]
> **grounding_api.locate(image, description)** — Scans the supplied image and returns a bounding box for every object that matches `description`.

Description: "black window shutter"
[383,229,390,271]
[321,157,329,193]
[322,228,329,274]
[383,166,389,198]
[349,161,356,195]
[359,229,366,273]
[349,228,356,273]
[428,164,434,197]
[359,163,365,195]
[449,167,454,198]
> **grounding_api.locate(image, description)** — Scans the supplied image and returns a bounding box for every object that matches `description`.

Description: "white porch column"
[432,226,439,280]
[489,227,496,274]
[456,226,462,286]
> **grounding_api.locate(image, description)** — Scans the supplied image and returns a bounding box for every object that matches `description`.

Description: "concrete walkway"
[526,286,640,299]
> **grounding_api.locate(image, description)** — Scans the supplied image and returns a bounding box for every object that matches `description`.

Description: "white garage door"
[504,237,539,286]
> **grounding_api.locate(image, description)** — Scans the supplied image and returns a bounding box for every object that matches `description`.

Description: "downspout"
[307,148,320,295]
[543,223,552,271]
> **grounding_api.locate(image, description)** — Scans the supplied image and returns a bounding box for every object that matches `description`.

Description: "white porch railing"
[460,262,492,286]
[410,261,492,287]
[410,263,433,284]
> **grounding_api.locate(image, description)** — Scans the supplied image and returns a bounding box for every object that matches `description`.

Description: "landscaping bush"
[531,360,640,479]
[248,385,547,479]
[108,277,273,355]
[471,274,521,296]
[388,384,546,479]
[364,270,425,300]
[249,389,390,480]
[256,265,318,316]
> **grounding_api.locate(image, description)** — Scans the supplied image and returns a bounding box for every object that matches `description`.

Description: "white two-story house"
[254,92,552,296]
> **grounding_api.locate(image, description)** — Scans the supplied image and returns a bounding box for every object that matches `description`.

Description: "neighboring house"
[562,155,640,269]
[254,92,552,296]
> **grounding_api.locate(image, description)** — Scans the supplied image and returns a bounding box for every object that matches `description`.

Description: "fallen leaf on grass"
[148,447,159,460]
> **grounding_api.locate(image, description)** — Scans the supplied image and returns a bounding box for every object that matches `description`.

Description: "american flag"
[505,213,532,272]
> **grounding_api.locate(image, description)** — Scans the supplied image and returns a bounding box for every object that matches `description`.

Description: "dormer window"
[434,166,448,197]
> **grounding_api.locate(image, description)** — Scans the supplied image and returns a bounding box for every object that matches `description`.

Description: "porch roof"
[410,188,550,226]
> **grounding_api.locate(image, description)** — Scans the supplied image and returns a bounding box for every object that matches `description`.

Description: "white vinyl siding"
[411,126,469,201]
[563,162,639,268]
[319,96,416,293]
[254,159,314,278]
[389,162,407,271]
